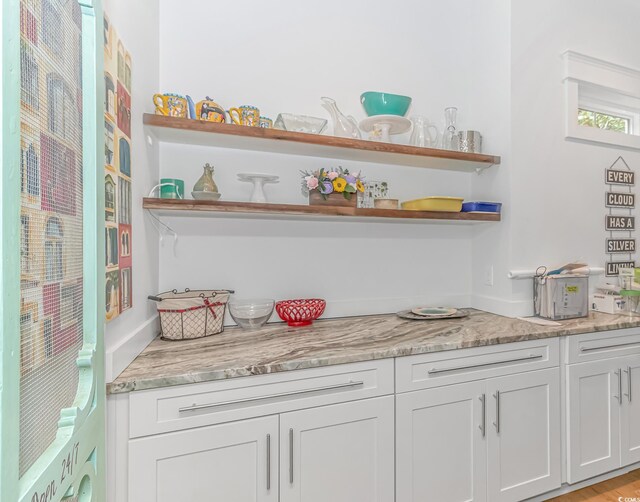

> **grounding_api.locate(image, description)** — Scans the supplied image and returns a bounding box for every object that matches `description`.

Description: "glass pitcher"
[409,116,440,148]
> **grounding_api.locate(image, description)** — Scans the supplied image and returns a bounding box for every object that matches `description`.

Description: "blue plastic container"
[461,201,502,213]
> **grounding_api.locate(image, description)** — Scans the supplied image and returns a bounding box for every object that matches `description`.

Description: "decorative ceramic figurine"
[197,97,226,123]
[153,93,188,118]
[259,116,273,128]
[320,97,361,139]
[228,105,260,126]
[193,163,219,193]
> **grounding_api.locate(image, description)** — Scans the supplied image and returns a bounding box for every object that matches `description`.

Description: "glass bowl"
[228,299,275,329]
[274,113,328,134]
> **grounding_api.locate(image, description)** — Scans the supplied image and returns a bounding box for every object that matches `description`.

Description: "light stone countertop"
[107,309,640,395]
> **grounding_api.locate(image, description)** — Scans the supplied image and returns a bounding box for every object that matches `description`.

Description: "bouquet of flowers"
[300,167,365,200]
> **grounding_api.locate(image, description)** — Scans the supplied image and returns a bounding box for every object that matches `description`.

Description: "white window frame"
[564,51,640,150]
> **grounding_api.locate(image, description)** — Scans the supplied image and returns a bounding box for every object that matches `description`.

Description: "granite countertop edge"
[107,310,640,395]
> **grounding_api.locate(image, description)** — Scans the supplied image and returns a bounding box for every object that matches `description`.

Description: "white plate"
[192,191,221,201]
[411,307,457,317]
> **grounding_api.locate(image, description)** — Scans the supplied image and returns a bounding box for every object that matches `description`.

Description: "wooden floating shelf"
[143,198,501,223]
[143,114,501,172]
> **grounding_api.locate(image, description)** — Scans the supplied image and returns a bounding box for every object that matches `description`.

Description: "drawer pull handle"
[479,394,486,438]
[493,391,501,433]
[427,354,543,375]
[581,341,640,352]
[178,380,365,413]
[266,434,271,490]
[289,428,294,484]
[615,368,623,405]
[625,366,632,403]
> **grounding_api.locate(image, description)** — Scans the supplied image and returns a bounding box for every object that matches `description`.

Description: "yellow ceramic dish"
[401,197,464,212]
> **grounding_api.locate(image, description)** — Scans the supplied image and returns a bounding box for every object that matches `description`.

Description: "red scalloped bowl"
[275,299,326,327]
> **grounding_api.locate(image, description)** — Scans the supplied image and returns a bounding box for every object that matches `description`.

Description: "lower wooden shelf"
[143,198,501,223]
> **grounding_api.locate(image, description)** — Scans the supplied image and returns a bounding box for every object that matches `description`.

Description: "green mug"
[160,178,184,199]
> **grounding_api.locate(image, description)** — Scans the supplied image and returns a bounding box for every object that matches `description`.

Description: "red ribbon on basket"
[203,298,224,319]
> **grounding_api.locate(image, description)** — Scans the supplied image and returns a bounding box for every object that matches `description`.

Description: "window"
[105,227,118,268]
[118,137,131,177]
[41,0,63,55]
[47,74,77,140]
[20,40,39,109]
[564,51,640,150]
[61,285,75,327]
[45,217,63,282]
[120,231,130,257]
[121,268,131,310]
[118,178,131,225]
[105,121,114,166]
[104,74,115,117]
[578,109,631,134]
[105,174,115,222]
[43,318,53,358]
[21,143,39,196]
[20,215,30,272]
[20,313,34,373]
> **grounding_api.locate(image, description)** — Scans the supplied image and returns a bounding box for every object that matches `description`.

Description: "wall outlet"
[484,265,494,286]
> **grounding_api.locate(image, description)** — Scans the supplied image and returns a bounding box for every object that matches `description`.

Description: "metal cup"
[457,130,482,153]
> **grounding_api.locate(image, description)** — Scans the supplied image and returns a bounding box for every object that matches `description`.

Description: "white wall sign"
[606,169,635,185]
[606,239,636,253]
[605,157,636,276]
[606,192,635,208]
[606,216,635,230]
[606,261,636,276]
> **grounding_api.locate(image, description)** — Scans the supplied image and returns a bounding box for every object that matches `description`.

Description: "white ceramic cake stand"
[237,173,280,203]
[359,115,412,143]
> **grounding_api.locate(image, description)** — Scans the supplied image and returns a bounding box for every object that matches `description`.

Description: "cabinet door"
[487,368,561,502]
[566,359,621,483]
[621,355,640,466]
[280,396,394,502]
[396,381,487,502]
[129,415,278,502]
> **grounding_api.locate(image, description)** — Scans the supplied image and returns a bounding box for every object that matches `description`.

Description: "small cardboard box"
[590,293,626,314]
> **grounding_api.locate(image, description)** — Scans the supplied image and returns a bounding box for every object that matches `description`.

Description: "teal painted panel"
[1,0,105,500]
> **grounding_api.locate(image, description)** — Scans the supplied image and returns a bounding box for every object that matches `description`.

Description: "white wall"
[103,0,160,381]
[503,0,640,316]
[156,0,506,320]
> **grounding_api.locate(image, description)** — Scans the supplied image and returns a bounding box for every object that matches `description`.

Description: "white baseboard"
[105,315,159,382]
[471,293,533,318]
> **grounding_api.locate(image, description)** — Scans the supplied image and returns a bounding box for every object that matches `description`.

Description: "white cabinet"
[129,415,278,502]
[396,380,487,502]
[621,356,640,466]
[486,368,560,502]
[565,355,640,483]
[396,367,560,502]
[280,396,394,502]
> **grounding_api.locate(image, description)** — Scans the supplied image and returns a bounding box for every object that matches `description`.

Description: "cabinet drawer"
[565,328,640,364]
[396,338,559,393]
[129,359,394,438]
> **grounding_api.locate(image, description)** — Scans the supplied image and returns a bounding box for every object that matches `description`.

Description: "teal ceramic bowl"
[360,91,412,117]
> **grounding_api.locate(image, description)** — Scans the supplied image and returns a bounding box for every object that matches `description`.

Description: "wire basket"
[148,289,232,341]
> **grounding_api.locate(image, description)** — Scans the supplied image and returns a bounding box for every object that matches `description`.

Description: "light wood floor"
[547,469,640,501]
